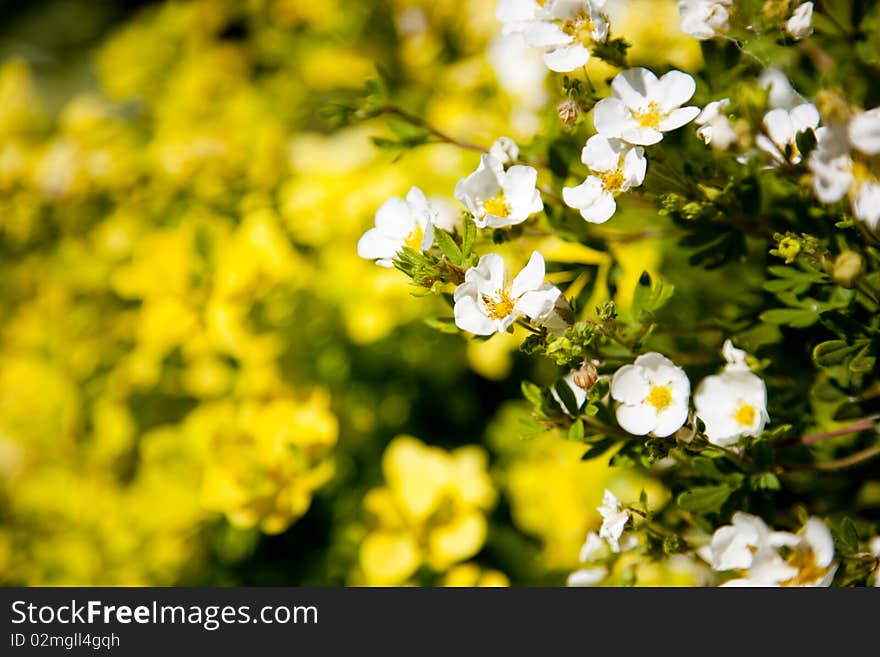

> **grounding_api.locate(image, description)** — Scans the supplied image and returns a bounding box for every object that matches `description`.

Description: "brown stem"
[808,444,880,471]
[381,105,488,153]
[800,417,878,445]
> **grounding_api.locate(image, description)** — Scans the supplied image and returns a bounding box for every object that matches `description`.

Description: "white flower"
[454,154,543,229]
[694,98,737,150]
[759,68,806,110]
[505,0,610,73]
[809,124,880,231]
[610,352,691,437]
[598,489,630,553]
[709,513,836,587]
[489,136,520,165]
[756,103,820,164]
[357,186,436,267]
[849,107,880,155]
[567,531,610,586]
[677,0,732,40]
[579,531,606,562]
[562,135,646,223]
[707,512,798,587]
[694,340,769,447]
[453,251,561,335]
[593,67,701,146]
[567,567,608,586]
[785,2,813,41]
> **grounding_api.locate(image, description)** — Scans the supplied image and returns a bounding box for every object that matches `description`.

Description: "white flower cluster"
[567,489,635,586]
[609,340,768,443]
[496,0,610,73]
[703,512,836,586]
[809,107,880,231]
[564,67,700,223]
[677,1,813,41]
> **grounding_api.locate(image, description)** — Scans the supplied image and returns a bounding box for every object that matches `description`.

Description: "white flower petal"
[523,20,570,48]
[656,70,697,112]
[510,250,545,298]
[567,567,608,586]
[581,134,622,172]
[516,286,561,320]
[615,402,657,436]
[849,107,880,155]
[357,228,400,265]
[803,518,835,568]
[374,196,415,237]
[543,43,590,72]
[610,364,650,405]
[611,67,657,108]
[453,295,497,335]
[658,106,701,132]
[652,401,689,437]
[593,97,631,139]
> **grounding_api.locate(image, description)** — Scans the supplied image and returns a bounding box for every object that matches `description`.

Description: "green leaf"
[423,317,459,334]
[631,271,674,320]
[567,419,584,442]
[676,484,735,514]
[759,307,818,328]
[813,340,860,367]
[433,226,462,265]
[834,518,859,556]
[554,379,581,416]
[521,381,544,408]
[580,438,618,461]
[460,217,476,261]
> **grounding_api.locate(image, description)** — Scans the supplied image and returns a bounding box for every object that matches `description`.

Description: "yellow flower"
[357,436,496,585]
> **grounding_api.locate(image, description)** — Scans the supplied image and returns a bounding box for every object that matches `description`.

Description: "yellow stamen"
[734,403,756,427]
[782,549,827,586]
[645,385,672,410]
[562,12,595,47]
[597,169,625,193]
[483,194,511,218]
[404,225,424,251]
[634,101,664,129]
[482,290,515,320]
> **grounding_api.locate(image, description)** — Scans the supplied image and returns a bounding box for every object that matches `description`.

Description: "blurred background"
[0,0,707,586]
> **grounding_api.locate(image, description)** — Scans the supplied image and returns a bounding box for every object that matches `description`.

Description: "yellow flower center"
[483,194,511,218]
[562,12,595,47]
[634,101,664,129]
[404,225,424,251]
[782,549,827,587]
[597,169,625,193]
[734,403,756,427]
[645,385,672,411]
[482,290,515,320]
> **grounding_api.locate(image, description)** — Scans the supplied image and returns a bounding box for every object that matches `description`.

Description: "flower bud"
[831,251,863,287]
[572,362,598,391]
[557,99,579,126]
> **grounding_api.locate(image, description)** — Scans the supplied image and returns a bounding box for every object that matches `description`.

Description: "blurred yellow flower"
[357,436,496,585]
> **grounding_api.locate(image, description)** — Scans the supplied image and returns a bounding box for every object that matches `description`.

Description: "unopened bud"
[572,362,598,390]
[557,99,580,126]
[832,251,863,287]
